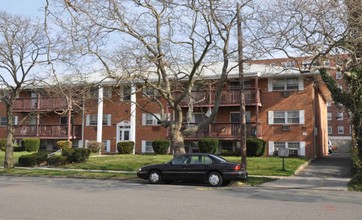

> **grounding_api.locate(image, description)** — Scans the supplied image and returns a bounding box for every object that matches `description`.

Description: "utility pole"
[237,3,247,169]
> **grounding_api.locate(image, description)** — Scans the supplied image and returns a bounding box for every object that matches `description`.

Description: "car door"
[161,155,189,181]
[186,155,213,181]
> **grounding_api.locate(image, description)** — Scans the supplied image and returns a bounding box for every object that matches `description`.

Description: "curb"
[293,159,312,176]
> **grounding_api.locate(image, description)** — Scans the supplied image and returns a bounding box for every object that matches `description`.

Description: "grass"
[0,151,307,186]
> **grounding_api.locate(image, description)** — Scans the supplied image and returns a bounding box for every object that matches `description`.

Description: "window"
[143,87,159,97]
[230,112,251,123]
[192,113,203,123]
[336,72,343,80]
[337,112,343,120]
[86,114,111,126]
[338,126,344,134]
[281,61,295,68]
[102,140,111,153]
[327,112,332,121]
[323,60,330,66]
[142,141,154,153]
[328,126,332,134]
[60,116,68,125]
[268,141,305,156]
[120,85,131,101]
[103,87,113,99]
[142,113,160,125]
[269,110,303,124]
[0,116,18,126]
[269,78,302,91]
[326,101,331,107]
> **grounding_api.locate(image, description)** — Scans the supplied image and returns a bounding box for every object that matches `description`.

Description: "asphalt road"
[0,153,360,220]
[1,175,362,220]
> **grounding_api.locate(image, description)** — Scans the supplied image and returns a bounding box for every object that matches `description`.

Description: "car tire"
[148,170,162,184]
[207,172,223,187]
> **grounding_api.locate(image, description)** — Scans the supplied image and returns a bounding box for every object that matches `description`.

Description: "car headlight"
[137,168,143,172]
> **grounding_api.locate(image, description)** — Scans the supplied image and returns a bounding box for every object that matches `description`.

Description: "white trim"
[268,111,274,125]
[298,77,304,90]
[268,141,274,156]
[267,79,273,92]
[299,110,305,124]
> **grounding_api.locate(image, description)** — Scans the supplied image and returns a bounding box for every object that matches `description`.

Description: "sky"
[0,0,45,17]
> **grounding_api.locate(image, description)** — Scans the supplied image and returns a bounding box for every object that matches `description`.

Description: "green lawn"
[0,151,32,166]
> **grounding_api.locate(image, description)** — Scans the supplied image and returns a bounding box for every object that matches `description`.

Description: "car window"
[171,155,189,165]
[202,156,213,164]
[189,156,200,164]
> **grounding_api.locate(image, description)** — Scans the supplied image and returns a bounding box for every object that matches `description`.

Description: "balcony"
[13,98,68,112]
[14,125,82,139]
[183,122,262,139]
[177,89,261,107]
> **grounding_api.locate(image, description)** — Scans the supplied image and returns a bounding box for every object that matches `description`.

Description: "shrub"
[47,155,67,167]
[220,150,240,157]
[23,138,40,152]
[56,140,72,151]
[246,138,266,157]
[13,145,25,152]
[117,141,134,154]
[18,151,48,167]
[0,138,6,151]
[63,148,91,163]
[87,141,104,154]
[152,139,169,155]
[199,138,218,154]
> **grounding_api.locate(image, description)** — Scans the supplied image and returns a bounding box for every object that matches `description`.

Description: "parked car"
[137,153,248,187]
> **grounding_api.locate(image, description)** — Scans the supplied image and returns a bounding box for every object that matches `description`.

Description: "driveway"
[260,153,352,191]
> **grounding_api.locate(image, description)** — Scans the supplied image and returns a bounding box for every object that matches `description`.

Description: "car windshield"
[169,155,189,165]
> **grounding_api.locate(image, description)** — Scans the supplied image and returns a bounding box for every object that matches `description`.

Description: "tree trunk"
[4,105,14,168]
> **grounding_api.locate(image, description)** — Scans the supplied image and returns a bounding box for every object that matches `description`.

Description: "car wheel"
[221,180,231,186]
[148,170,162,184]
[207,172,223,187]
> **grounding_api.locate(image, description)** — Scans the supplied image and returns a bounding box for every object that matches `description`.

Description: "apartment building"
[0,62,332,159]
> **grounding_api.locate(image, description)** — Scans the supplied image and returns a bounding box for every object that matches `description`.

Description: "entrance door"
[116,121,131,144]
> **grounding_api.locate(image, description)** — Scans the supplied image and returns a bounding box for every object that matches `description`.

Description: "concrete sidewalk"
[259,153,352,191]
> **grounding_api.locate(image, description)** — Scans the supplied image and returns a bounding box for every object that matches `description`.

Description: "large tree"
[255,0,362,166]
[47,0,253,155]
[0,11,49,168]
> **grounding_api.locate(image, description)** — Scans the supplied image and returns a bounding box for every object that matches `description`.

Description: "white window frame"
[142,113,160,125]
[268,77,304,91]
[268,141,305,156]
[326,101,331,107]
[102,140,111,153]
[337,112,343,120]
[268,110,304,125]
[142,140,154,153]
[328,126,332,134]
[86,114,111,126]
[120,85,131,101]
[0,116,18,126]
[327,112,332,121]
[338,126,344,134]
[103,87,113,99]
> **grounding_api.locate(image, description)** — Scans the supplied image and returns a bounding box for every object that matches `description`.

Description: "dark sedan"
[137,153,248,187]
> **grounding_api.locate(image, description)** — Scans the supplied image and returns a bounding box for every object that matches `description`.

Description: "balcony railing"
[176,89,260,106]
[182,122,262,139]
[14,125,81,139]
[13,98,68,112]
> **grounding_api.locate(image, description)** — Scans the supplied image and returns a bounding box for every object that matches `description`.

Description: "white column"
[97,85,103,143]
[130,84,136,154]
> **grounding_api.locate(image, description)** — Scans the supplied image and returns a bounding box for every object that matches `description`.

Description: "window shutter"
[86,115,90,126]
[298,77,304,90]
[267,79,273,92]
[13,116,18,125]
[268,141,274,156]
[268,111,274,124]
[300,141,306,156]
[142,114,146,125]
[106,114,111,126]
[141,140,146,153]
[299,110,305,124]
[105,140,111,152]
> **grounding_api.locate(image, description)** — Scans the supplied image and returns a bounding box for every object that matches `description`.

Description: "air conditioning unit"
[282,125,290,131]
[289,149,299,156]
[282,91,290,97]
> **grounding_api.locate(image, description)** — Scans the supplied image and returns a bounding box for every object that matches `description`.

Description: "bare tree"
[47,0,253,155]
[0,11,48,168]
[254,0,362,165]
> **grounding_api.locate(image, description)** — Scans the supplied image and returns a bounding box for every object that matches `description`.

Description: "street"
[1,176,361,220]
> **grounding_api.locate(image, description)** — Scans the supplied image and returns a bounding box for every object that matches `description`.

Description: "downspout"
[81,94,85,148]
[130,84,136,154]
[97,85,103,144]
[313,80,317,159]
